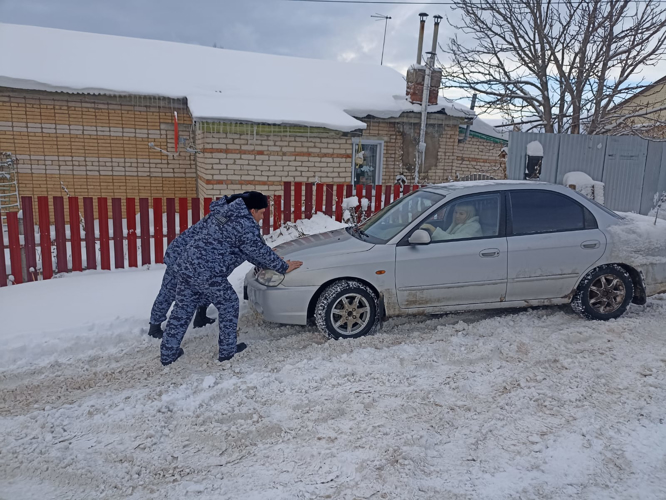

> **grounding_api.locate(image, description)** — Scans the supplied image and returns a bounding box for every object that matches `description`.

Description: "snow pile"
[341,196,359,210]
[0,214,346,366]
[563,171,605,204]
[0,23,473,132]
[265,213,346,246]
[607,213,666,266]
[341,196,359,223]
[526,140,544,156]
[0,266,168,367]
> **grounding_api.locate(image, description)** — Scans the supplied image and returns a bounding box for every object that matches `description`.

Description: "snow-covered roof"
[451,102,508,142]
[467,117,508,142]
[0,23,474,132]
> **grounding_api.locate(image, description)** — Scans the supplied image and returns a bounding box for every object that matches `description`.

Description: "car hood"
[273,228,374,261]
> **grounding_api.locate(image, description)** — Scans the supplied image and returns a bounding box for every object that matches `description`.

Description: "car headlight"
[256,268,285,287]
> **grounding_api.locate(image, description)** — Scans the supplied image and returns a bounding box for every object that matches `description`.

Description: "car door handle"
[480,248,500,258]
[581,240,600,249]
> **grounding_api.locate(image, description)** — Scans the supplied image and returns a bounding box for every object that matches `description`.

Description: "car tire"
[315,280,379,340]
[571,264,634,321]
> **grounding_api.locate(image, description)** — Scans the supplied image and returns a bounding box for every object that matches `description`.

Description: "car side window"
[419,193,501,242]
[509,190,589,235]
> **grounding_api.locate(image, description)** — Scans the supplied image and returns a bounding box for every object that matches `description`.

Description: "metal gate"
[507,132,666,215]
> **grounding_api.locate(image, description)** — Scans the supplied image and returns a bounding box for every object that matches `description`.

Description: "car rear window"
[569,189,623,219]
[509,190,591,235]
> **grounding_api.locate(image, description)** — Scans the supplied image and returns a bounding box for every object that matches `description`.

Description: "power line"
[287,0,464,3]
[288,0,666,4]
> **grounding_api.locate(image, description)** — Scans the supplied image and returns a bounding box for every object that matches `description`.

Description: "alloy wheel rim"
[330,293,371,336]
[588,274,626,314]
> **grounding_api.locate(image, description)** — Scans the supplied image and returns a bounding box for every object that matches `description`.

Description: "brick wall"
[0,86,507,219]
[361,118,403,183]
[0,88,197,218]
[453,133,507,180]
[195,123,354,199]
[195,115,489,199]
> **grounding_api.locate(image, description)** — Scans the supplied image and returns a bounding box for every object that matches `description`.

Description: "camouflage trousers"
[160,278,239,364]
[150,267,211,325]
[150,266,178,325]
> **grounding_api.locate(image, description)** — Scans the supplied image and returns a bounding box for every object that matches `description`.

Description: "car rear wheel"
[315,280,379,339]
[571,264,634,320]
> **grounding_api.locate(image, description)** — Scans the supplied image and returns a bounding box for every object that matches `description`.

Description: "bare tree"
[441,0,666,135]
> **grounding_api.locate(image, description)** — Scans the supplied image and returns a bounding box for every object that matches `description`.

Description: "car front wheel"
[315,280,379,339]
[571,264,634,320]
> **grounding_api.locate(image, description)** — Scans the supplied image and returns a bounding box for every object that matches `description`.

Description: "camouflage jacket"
[163,196,228,266]
[174,198,288,286]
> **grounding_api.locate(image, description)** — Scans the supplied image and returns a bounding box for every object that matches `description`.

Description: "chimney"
[431,15,443,53]
[416,13,428,65]
[407,14,443,106]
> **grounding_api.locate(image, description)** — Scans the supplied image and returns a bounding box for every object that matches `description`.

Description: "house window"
[352,139,384,186]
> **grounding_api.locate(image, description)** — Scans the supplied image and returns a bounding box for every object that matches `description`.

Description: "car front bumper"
[244,275,317,326]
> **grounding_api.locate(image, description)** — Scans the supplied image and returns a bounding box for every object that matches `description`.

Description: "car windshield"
[348,189,445,244]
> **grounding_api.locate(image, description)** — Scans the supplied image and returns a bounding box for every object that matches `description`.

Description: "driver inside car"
[420,204,483,241]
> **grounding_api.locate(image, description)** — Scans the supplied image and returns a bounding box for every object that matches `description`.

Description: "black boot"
[161,348,184,366]
[193,306,215,329]
[218,343,247,362]
[148,323,163,339]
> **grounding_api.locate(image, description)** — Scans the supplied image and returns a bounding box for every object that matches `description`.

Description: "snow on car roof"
[0,23,474,132]
[424,180,548,192]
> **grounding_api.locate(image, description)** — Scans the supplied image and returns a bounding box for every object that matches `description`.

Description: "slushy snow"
[2,215,666,499]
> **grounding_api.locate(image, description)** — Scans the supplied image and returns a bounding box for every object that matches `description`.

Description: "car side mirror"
[408,229,431,245]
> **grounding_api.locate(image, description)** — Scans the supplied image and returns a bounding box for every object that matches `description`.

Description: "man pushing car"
[159,191,302,366]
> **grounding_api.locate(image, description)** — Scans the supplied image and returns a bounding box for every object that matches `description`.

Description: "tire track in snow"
[2,303,666,499]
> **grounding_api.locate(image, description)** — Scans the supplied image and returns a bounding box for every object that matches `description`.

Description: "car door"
[395,192,508,308]
[506,189,606,301]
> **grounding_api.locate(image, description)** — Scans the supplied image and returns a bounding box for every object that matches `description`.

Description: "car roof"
[422,180,562,195]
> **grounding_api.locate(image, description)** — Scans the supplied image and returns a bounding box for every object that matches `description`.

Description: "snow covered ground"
[2,217,666,499]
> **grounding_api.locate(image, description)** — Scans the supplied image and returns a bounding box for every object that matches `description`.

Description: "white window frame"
[351,138,384,185]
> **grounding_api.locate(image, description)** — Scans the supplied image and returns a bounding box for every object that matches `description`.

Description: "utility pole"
[415,51,436,185]
[371,14,392,65]
[415,15,442,184]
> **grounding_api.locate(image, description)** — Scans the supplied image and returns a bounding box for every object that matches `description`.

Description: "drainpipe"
[461,93,477,143]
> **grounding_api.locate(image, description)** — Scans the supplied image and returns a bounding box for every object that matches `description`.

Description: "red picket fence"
[0,182,418,287]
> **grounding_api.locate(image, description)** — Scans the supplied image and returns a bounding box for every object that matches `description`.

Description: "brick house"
[605,75,666,138]
[0,23,506,216]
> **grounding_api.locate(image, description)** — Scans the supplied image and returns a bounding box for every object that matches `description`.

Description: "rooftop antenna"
[371,13,392,65]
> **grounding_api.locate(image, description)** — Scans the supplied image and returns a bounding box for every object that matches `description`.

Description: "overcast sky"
[1,1,475,97]
[1,0,440,72]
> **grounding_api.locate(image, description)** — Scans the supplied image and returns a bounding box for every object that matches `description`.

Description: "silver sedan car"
[245,181,666,339]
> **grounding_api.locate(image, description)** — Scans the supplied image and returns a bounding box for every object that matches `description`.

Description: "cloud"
[0,0,441,68]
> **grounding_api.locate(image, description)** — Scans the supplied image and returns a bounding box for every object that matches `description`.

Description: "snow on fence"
[0,182,420,287]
